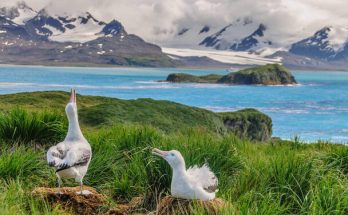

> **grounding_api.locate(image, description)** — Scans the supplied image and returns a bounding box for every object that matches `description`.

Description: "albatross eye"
[170,153,175,156]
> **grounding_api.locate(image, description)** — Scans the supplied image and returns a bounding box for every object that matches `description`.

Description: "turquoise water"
[0,65,347,143]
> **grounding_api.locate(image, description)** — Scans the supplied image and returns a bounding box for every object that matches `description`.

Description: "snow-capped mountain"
[0,2,173,67]
[23,10,126,42]
[0,15,31,39]
[0,2,126,43]
[289,26,348,60]
[168,17,348,63]
[0,2,37,25]
[199,18,273,52]
[171,17,274,53]
[166,25,217,48]
[166,18,348,69]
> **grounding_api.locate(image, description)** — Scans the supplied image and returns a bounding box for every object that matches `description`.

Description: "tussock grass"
[308,173,348,214]
[0,108,347,214]
[0,179,65,215]
[323,146,348,175]
[266,155,313,212]
[0,109,65,146]
[85,126,243,210]
[0,146,50,182]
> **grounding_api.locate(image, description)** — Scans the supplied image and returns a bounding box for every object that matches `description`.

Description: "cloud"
[1,0,348,45]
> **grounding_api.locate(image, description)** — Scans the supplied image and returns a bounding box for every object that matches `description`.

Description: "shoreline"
[1,63,348,72]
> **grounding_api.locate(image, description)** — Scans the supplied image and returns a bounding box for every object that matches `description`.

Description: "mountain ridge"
[167,18,348,70]
[1,2,348,70]
[0,2,175,67]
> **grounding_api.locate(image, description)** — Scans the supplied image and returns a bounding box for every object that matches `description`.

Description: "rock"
[218,64,297,85]
[219,108,272,141]
[165,64,297,85]
[153,196,227,215]
[32,186,107,215]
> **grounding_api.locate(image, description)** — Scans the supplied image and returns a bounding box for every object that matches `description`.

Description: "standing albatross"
[47,89,92,195]
[152,148,218,201]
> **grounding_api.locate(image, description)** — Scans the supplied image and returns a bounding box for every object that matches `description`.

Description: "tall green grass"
[266,155,312,213]
[0,109,66,146]
[0,179,64,215]
[0,146,50,182]
[0,109,347,214]
[85,126,243,210]
[308,172,348,214]
[323,146,348,175]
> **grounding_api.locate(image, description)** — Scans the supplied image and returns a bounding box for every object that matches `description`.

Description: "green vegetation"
[125,55,176,67]
[0,91,271,141]
[219,64,297,85]
[166,73,223,83]
[219,108,272,141]
[0,109,65,146]
[166,64,297,85]
[0,91,347,214]
[323,147,348,175]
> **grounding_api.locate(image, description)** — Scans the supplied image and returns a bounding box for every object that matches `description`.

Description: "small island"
[165,64,297,85]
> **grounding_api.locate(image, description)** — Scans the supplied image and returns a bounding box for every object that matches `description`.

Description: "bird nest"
[32,186,107,215]
[153,196,226,215]
[106,196,146,215]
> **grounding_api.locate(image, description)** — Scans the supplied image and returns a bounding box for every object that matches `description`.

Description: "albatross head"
[152,148,185,169]
[65,89,77,117]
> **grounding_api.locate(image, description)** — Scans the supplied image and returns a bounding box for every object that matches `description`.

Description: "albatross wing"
[187,164,218,193]
[56,147,91,172]
[47,144,66,167]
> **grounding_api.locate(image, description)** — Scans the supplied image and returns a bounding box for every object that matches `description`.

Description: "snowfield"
[326,27,348,52]
[162,47,282,65]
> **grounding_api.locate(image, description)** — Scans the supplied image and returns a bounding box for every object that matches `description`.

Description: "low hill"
[166,64,297,85]
[0,91,272,141]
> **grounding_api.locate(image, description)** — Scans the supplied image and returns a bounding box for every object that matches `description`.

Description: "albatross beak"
[69,88,76,103]
[152,148,169,157]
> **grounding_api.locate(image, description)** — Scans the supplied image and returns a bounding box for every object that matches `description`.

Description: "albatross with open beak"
[47,89,92,195]
[152,148,218,201]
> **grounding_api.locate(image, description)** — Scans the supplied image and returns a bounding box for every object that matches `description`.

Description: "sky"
[1,0,348,45]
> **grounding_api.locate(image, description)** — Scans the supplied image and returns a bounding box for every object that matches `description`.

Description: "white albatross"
[47,89,92,195]
[152,148,218,201]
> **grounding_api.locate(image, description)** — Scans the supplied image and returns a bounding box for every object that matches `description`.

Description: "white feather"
[47,143,66,167]
[47,148,59,166]
[187,163,218,192]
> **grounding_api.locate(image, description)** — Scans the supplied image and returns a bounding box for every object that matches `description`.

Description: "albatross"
[47,89,92,195]
[152,148,218,201]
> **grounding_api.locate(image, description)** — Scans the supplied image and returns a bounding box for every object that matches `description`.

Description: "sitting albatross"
[152,148,218,201]
[47,89,92,195]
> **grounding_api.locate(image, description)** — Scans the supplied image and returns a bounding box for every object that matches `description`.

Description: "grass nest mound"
[32,186,107,214]
[106,196,145,215]
[154,196,226,215]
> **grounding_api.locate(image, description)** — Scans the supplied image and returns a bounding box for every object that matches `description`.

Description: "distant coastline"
[1,62,348,72]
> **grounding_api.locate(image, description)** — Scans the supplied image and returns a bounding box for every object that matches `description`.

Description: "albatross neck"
[172,162,187,177]
[65,109,84,141]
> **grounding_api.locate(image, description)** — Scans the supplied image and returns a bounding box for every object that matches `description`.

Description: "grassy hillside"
[0,91,271,140]
[0,91,224,133]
